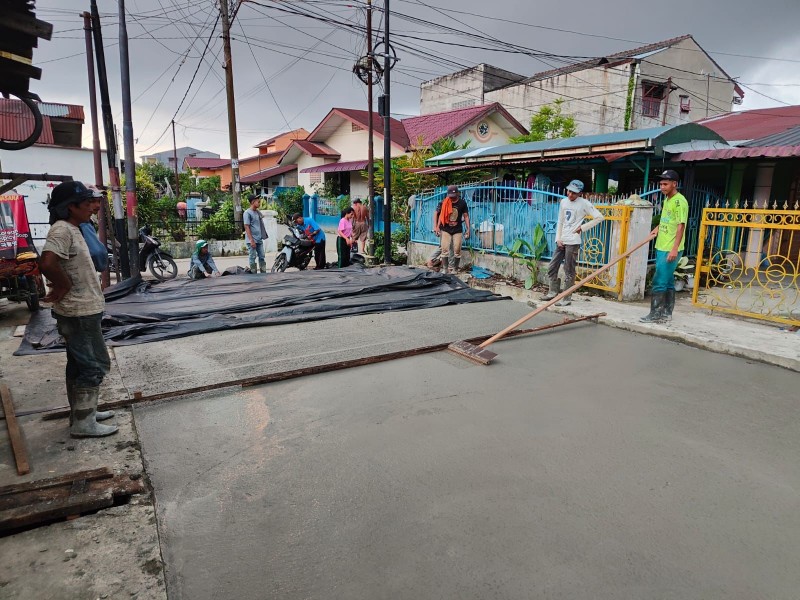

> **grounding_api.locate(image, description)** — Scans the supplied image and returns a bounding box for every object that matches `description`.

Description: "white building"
[420,35,744,136]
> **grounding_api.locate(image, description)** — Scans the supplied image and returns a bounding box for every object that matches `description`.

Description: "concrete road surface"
[133,313,800,600]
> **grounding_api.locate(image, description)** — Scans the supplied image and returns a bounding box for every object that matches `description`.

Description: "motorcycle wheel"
[148,253,178,281]
[272,254,288,273]
[298,254,312,271]
[24,275,40,312]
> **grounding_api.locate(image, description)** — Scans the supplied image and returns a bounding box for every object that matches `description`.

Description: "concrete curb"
[464,278,800,373]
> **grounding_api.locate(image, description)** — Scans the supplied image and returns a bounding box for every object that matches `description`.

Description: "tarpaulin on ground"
[16,265,505,354]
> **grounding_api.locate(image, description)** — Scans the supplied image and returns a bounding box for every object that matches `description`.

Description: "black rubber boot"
[640,292,667,323]
[664,289,675,321]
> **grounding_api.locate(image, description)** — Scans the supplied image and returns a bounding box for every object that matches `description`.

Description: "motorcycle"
[272,222,315,272]
[107,227,178,281]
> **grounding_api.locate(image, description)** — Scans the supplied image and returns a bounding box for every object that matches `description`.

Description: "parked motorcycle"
[272,223,315,272]
[107,227,178,281]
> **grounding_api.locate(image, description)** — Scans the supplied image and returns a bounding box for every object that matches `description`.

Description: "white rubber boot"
[70,387,119,438]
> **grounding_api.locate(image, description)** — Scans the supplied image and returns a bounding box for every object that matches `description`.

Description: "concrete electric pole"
[219,0,242,229]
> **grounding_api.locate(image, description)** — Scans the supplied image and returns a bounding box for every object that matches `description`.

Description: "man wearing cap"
[641,169,688,323]
[542,179,604,306]
[39,181,118,438]
[243,194,268,273]
[434,185,470,273]
[188,239,221,279]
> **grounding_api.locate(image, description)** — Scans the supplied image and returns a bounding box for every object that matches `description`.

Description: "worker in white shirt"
[541,179,604,306]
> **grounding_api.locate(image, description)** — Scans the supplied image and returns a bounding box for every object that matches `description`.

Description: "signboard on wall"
[0,195,37,261]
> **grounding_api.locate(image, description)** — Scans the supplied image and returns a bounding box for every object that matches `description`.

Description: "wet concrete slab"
[113,299,557,396]
[134,322,800,600]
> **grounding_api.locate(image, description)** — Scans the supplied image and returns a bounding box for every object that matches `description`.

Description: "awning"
[301,160,370,174]
[412,152,638,175]
[670,145,800,162]
[240,163,297,184]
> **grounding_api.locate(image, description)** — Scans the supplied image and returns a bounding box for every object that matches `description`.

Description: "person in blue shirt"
[188,239,220,279]
[292,213,326,270]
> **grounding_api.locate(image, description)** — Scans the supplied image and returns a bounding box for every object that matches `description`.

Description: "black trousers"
[337,237,351,268]
[313,240,326,269]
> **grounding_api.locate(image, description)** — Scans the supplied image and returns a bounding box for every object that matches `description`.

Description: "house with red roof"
[422,35,744,137]
[275,103,527,199]
[0,98,97,227]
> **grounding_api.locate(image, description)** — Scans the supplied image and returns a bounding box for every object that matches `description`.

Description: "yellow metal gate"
[577,204,632,299]
[692,205,800,326]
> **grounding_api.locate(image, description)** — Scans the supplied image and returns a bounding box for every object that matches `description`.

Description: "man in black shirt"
[433,185,470,274]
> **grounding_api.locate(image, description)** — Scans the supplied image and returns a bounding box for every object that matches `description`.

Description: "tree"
[511,98,577,143]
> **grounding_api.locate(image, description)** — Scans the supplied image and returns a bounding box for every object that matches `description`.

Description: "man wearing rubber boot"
[39,181,118,439]
[641,170,688,323]
[542,180,604,306]
[434,185,470,273]
[243,194,268,273]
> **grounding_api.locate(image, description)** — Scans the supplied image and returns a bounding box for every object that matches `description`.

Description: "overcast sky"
[31,0,800,160]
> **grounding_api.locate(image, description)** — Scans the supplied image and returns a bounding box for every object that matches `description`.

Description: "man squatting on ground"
[39,181,118,438]
[188,239,221,279]
[542,179,604,306]
[434,185,470,273]
[640,169,688,323]
[243,194,268,273]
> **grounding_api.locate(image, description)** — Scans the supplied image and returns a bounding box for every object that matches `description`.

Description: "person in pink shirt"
[337,207,355,268]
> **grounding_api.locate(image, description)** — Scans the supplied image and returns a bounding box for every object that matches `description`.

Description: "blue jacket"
[300,217,325,243]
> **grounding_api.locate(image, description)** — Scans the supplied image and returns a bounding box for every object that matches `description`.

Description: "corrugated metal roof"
[519,35,692,85]
[301,160,370,174]
[426,123,724,166]
[743,125,800,148]
[413,152,634,175]
[240,163,297,184]
[184,157,230,169]
[697,105,800,143]
[0,112,55,145]
[670,145,800,162]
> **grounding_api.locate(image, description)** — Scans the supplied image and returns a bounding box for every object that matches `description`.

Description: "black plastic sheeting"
[16,265,505,355]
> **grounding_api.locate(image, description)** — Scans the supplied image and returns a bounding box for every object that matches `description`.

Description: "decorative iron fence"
[411,181,634,296]
[692,202,800,326]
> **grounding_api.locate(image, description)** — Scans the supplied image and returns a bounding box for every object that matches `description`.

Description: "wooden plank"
[0,385,30,475]
[0,490,113,533]
[0,11,54,39]
[39,313,605,419]
[12,326,25,338]
[0,467,113,497]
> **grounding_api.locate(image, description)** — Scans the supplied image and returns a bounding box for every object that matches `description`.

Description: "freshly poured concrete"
[134,321,800,600]
[113,299,551,396]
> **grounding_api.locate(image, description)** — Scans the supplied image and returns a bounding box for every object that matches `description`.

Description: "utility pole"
[219,0,242,229]
[119,0,139,276]
[90,0,129,279]
[83,11,109,288]
[366,0,375,259]
[172,120,180,198]
[381,0,392,264]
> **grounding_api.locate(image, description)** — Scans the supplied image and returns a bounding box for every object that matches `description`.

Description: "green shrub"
[197,199,235,239]
[275,187,304,222]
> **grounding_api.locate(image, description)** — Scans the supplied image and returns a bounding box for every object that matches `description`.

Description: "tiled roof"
[401,103,527,147]
[240,163,297,184]
[254,128,308,148]
[520,34,693,85]
[293,140,341,157]
[698,106,800,142]
[301,160,370,174]
[184,157,230,169]
[328,109,410,149]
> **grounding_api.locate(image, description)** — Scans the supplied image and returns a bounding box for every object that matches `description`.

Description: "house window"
[351,123,363,132]
[641,82,666,118]
[310,172,322,185]
[679,95,691,113]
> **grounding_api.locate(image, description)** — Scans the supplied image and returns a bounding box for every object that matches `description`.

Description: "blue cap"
[566,180,584,193]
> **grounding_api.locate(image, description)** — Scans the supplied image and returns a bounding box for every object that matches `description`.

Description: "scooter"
[271,223,315,272]
[107,227,178,281]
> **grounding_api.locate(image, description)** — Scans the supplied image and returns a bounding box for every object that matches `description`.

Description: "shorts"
[352,221,368,242]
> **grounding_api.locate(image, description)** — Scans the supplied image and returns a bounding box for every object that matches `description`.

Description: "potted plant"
[673,256,695,291]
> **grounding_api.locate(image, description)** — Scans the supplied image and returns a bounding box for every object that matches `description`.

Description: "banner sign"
[0,195,37,262]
